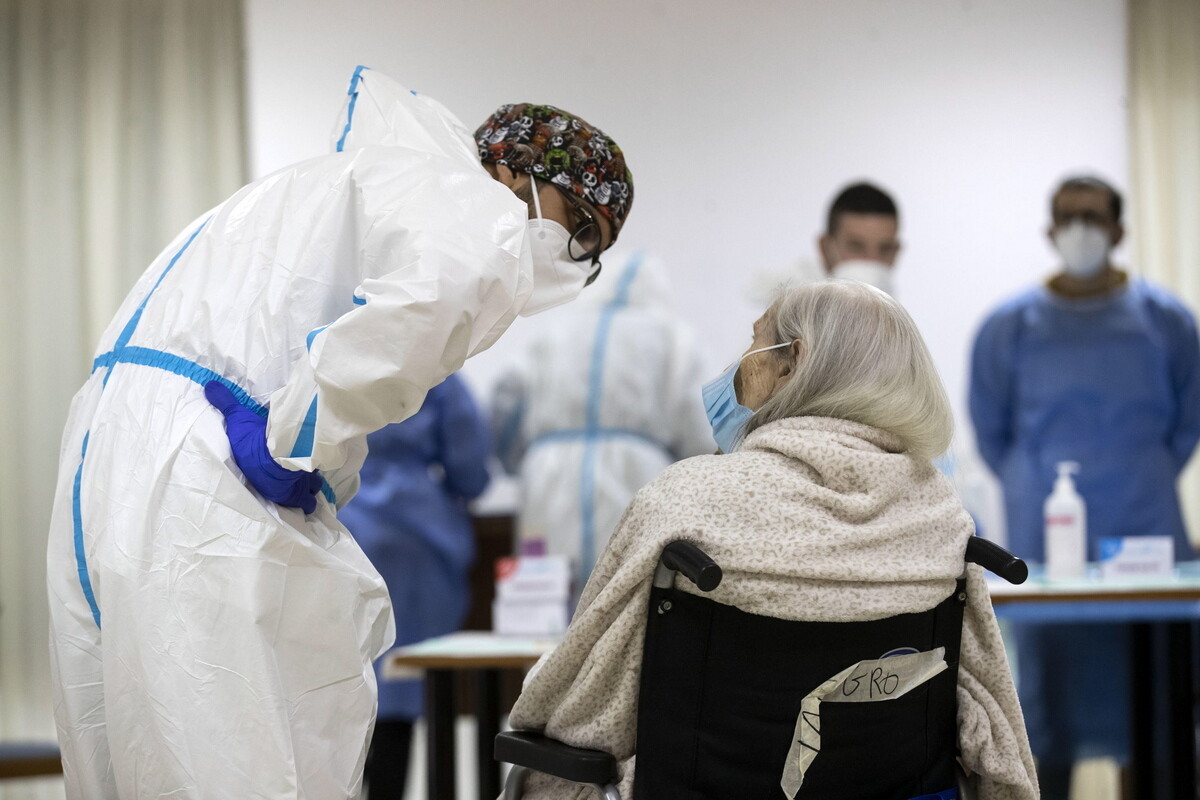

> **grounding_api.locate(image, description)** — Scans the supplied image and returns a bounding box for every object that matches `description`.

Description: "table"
[987,564,1200,800]
[382,632,558,800]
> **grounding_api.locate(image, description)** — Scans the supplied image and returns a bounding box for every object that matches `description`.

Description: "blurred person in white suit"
[492,252,715,589]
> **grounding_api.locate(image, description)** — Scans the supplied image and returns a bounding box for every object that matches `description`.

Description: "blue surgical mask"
[702,342,791,453]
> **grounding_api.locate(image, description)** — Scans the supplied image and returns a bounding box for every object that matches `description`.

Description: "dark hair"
[1052,175,1123,223]
[826,182,899,235]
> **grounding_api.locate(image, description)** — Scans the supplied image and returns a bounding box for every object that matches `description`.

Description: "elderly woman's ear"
[781,339,804,379]
[763,338,803,401]
[738,338,802,412]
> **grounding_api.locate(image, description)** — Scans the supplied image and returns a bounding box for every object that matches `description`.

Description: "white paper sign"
[493,556,572,636]
[494,555,572,600]
[780,647,947,799]
[1098,536,1174,579]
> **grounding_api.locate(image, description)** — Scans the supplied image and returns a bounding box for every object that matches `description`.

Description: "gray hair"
[744,280,952,460]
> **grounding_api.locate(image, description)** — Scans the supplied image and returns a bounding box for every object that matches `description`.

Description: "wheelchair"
[495,536,1027,800]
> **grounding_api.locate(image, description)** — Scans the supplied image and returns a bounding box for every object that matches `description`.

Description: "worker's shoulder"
[983,285,1043,319]
[972,286,1042,341]
[1129,277,1195,319]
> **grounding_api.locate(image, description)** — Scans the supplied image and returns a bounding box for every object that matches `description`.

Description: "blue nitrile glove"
[204,381,324,514]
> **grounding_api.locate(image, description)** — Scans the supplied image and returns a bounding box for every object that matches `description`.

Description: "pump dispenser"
[1044,461,1087,580]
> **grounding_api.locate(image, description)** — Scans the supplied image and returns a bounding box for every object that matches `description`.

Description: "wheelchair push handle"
[655,541,723,592]
[965,536,1028,585]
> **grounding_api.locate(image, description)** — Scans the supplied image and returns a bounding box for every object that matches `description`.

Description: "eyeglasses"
[557,189,604,268]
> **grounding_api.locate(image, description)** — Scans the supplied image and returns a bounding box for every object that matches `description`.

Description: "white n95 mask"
[1054,221,1110,279]
[519,180,593,317]
[831,260,895,296]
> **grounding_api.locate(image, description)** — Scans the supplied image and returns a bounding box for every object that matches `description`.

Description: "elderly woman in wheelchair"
[498,281,1038,800]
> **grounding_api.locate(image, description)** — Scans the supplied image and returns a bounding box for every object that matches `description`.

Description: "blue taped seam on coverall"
[74,220,210,628]
[92,347,339,506]
[335,65,367,153]
[71,433,101,628]
[579,253,643,584]
[92,347,267,416]
[306,324,330,351]
[293,323,333,459]
[289,397,320,459]
[75,218,342,623]
[103,221,210,387]
[531,426,673,458]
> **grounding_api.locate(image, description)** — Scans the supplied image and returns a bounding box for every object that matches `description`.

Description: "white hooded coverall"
[492,253,715,588]
[46,68,544,799]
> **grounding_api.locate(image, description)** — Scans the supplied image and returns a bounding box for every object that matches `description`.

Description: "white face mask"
[519,179,593,317]
[1053,220,1111,279]
[831,260,895,296]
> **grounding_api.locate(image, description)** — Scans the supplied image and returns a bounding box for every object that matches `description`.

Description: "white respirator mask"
[831,260,895,296]
[519,178,593,317]
[1053,220,1111,279]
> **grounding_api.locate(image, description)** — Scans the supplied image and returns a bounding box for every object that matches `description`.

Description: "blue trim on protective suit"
[93,347,267,416]
[336,65,367,153]
[532,426,670,455]
[71,433,102,629]
[104,220,209,386]
[306,324,329,351]
[75,219,210,625]
[289,396,319,459]
[352,295,366,306]
[578,253,643,584]
[90,346,338,506]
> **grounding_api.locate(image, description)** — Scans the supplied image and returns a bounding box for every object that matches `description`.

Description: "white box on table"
[1098,536,1174,579]
[493,555,571,636]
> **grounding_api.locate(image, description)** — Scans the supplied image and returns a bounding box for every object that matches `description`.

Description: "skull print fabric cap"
[474,103,634,239]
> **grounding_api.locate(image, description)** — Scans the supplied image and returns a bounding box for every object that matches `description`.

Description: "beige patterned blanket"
[508,416,1038,800]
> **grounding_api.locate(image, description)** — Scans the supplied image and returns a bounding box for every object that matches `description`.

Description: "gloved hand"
[204,381,324,514]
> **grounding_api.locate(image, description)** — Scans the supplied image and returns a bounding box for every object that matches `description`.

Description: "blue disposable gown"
[969,278,1200,767]
[339,374,491,721]
[970,279,1200,563]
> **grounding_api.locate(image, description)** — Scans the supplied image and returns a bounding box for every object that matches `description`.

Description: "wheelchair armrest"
[965,536,1028,585]
[495,731,618,786]
[0,741,62,779]
[655,541,723,592]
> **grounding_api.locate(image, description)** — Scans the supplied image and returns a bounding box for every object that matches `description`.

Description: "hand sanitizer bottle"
[1044,461,1087,580]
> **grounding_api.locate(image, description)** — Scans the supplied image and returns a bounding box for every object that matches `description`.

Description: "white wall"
[244,0,1128,524]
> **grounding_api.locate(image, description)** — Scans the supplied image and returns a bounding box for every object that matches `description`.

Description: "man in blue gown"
[339,373,491,798]
[969,175,1200,797]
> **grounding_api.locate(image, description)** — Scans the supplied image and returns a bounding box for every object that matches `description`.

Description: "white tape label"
[780,647,947,799]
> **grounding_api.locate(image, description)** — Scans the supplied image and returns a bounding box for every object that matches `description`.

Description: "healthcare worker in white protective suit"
[491,253,715,589]
[45,67,634,800]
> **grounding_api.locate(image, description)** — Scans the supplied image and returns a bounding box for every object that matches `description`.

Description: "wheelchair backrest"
[632,582,965,800]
